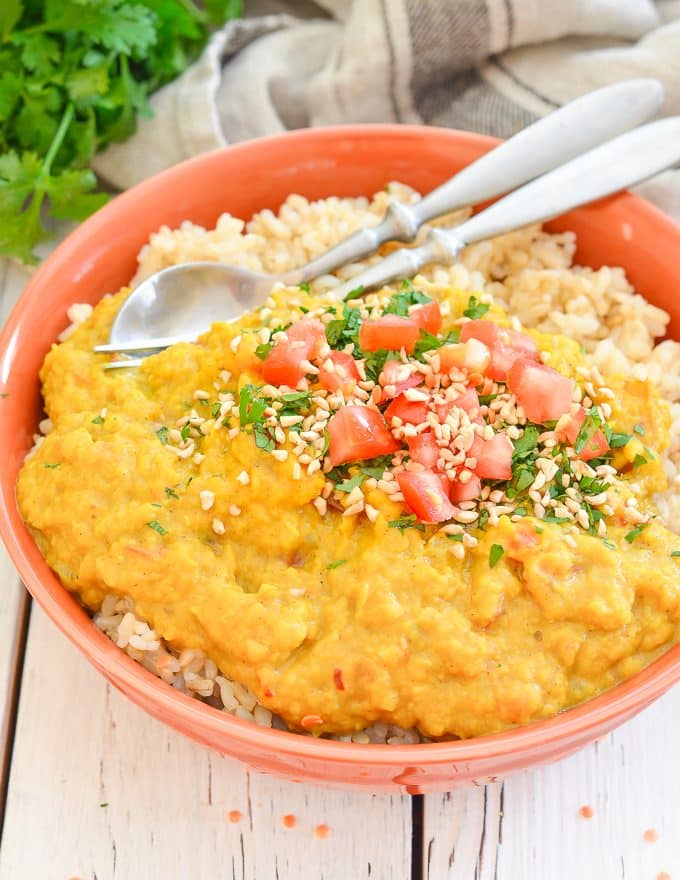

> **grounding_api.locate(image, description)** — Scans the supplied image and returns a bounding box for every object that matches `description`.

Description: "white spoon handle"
[331,116,680,300]
[286,78,663,286]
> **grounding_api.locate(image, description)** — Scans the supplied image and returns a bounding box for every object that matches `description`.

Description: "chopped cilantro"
[579,476,611,495]
[91,416,105,425]
[489,544,505,568]
[100,803,108,809]
[624,523,648,544]
[343,285,365,302]
[601,539,617,550]
[0,393,8,398]
[164,487,179,499]
[643,445,656,461]
[326,559,348,570]
[478,393,498,406]
[512,426,539,461]
[298,282,311,293]
[147,520,167,536]
[632,453,648,469]
[238,385,267,426]
[156,426,169,445]
[335,472,365,493]
[542,513,572,524]
[633,423,645,436]
[463,295,490,320]
[384,287,431,318]
[671,550,680,558]
[574,408,603,455]
[321,429,331,458]
[447,533,464,542]
[513,507,528,517]
[363,348,400,383]
[180,424,191,442]
[360,454,395,480]
[254,342,272,360]
[325,305,362,349]
[388,514,425,532]
[534,525,544,534]
[253,424,276,452]
[412,328,460,361]
[43,462,60,469]
[211,402,222,418]
[477,508,490,529]
[607,430,632,449]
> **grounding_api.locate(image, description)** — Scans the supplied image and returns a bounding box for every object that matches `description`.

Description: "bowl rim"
[1,122,679,767]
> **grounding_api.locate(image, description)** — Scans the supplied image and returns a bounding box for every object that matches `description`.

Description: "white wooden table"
[0,258,678,880]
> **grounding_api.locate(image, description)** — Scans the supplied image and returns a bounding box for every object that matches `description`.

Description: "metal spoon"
[96,79,664,366]
[329,115,680,300]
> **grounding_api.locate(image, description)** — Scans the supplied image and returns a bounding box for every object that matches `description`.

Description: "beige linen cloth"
[93,0,680,220]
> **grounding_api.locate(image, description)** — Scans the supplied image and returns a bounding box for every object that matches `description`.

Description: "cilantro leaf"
[489,544,504,568]
[238,385,267,426]
[384,287,431,317]
[147,520,167,536]
[388,514,425,532]
[671,550,680,558]
[463,295,490,320]
[574,408,603,455]
[624,523,648,544]
[326,559,348,570]
[156,425,169,445]
[335,472,365,493]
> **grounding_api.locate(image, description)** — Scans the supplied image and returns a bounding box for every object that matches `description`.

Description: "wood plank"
[0,259,34,818]
[422,686,680,880]
[0,605,412,879]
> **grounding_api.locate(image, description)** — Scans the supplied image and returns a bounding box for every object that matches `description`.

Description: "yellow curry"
[17,282,680,739]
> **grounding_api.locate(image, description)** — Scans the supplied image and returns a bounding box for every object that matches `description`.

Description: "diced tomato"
[460,320,501,349]
[438,339,491,375]
[379,360,424,398]
[407,432,440,468]
[437,388,482,424]
[556,406,610,461]
[396,470,457,523]
[410,302,442,334]
[286,318,327,356]
[461,320,539,381]
[359,316,420,354]
[317,351,360,394]
[384,394,429,426]
[507,358,575,424]
[261,318,327,387]
[473,433,513,480]
[450,474,482,503]
[327,406,399,467]
[466,434,485,460]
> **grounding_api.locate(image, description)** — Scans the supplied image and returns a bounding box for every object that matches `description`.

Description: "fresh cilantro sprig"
[0,0,241,263]
[463,295,490,320]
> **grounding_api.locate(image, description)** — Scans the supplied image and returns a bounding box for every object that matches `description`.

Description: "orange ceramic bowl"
[1,126,679,793]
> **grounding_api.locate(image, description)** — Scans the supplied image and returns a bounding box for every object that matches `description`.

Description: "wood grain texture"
[0,259,33,819]
[0,605,412,879]
[423,687,680,880]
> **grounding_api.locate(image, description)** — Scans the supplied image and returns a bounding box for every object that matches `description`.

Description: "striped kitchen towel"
[93,0,680,219]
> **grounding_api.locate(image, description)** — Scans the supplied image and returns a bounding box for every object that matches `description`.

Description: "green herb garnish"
[335,472,365,493]
[388,514,425,532]
[412,328,460,361]
[298,282,311,293]
[147,520,167,536]
[447,533,464,542]
[384,287,431,318]
[463,295,490,320]
[0,0,241,264]
[164,487,179,499]
[325,305,362,349]
[43,462,60,469]
[671,551,680,558]
[624,523,648,544]
[91,415,104,425]
[156,426,169,445]
[607,429,632,449]
[180,424,191,442]
[633,423,646,436]
[489,544,505,568]
[253,424,276,452]
[601,539,616,550]
[632,453,648,469]
[238,384,267,426]
[254,342,272,360]
[477,508,490,529]
[574,408,603,455]
[326,559,348,570]
[363,348,400,383]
